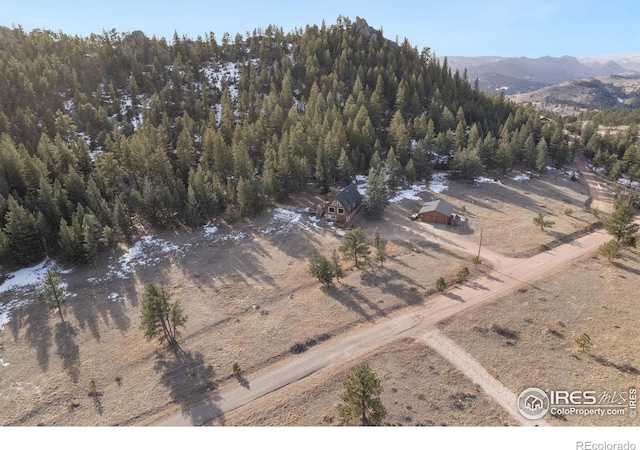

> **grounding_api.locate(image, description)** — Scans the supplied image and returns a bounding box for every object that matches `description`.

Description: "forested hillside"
[0,17,571,267]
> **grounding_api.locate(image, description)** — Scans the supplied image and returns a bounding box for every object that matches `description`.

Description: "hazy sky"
[1,0,638,58]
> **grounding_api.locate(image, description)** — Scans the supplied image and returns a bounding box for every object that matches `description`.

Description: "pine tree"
[113,195,134,243]
[450,147,484,182]
[603,196,639,246]
[336,148,353,186]
[535,137,548,175]
[339,227,370,269]
[82,212,101,265]
[523,134,537,170]
[533,212,555,231]
[308,249,334,285]
[140,283,188,347]
[599,239,622,261]
[2,196,43,266]
[331,249,344,283]
[42,269,66,323]
[236,176,265,217]
[186,167,221,225]
[363,167,388,220]
[337,363,386,426]
[373,228,387,267]
[385,147,402,192]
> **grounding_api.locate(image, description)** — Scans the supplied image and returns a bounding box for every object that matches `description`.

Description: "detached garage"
[417,199,456,225]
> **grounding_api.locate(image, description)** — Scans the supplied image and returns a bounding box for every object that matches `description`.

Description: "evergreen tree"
[140,283,188,347]
[336,148,353,185]
[385,147,402,191]
[523,134,537,169]
[236,176,265,217]
[113,195,134,243]
[1,196,43,266]
[42,269,66,323]
[331,249,344,283]
[373,228,387,267]
[535,137,548,175]
[186,167,222,225]
[339,227,370,269]
[308,249,334,285]
[450,147,484,182]
[603,196,639,246]
[533,212,555,231]
[363,167,388,220]
[599,239,622,261]
[404,158,417,186]
[82,212,101,264]
[337,363,386,426]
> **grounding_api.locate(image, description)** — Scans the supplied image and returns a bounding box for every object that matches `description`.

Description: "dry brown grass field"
[426,165,600,257]
[218,337,518,426]
[0,166,632,426]
[0,197,475,426]
[439,248,640,426]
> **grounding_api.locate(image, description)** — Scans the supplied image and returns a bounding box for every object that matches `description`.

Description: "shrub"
[290,342,307,354]
[491,324,519,340]
[88,380,98,397]
[435,277,446,292]
[456,266,470,282]
[599,239,622,261]
[575,333,592,352]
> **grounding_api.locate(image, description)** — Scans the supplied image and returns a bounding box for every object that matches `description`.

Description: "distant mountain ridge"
[445,53,640,94]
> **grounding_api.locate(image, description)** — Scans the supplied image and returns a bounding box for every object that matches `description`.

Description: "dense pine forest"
[0,17,579,268]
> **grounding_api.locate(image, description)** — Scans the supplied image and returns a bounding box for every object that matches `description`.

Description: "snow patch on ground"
[1,260,53,295]
[563,170,580,180]
[512,173,530,181]
[585,163,606,175]
[389,184,424,203]
[89,235,188,284]
[1,259,75,329]
[259,208,308,234]
[107,293,122,303]
[354,174,427,202]
[618,177,640,188]
[202,225,218,236]
[0,298,28,330]
[429,173,449,193]
[475,176,502,185]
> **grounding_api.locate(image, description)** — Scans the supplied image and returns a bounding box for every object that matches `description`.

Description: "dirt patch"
[439,249,640,426]
[216,338,518,426]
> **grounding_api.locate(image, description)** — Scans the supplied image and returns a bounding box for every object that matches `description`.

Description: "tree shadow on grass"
[612,261,640,277]
[359,268,424,305]
[54,322,80,383]
[9,299,52,372]
[321,284,386,321]
[154,346,222,426]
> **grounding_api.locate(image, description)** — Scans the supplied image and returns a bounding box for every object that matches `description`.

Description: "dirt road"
[150,226,611,426]
[419,329,548,427]
[150,157,620,426]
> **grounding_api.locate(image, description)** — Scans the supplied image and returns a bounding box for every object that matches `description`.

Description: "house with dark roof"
[417,199,459,225]
[326,183,363,226]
